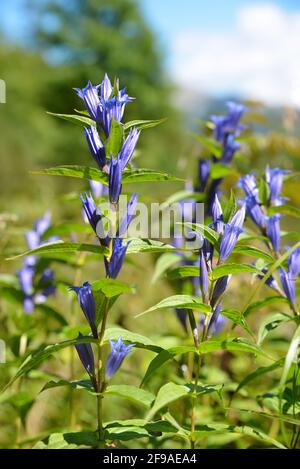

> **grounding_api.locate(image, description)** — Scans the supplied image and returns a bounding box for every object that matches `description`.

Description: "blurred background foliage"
[0,0,300,449]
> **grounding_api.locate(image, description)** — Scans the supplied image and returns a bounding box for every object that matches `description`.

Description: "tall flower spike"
[109,156,123,205]
[266,215,281,253]
[74,333,97,390]
[84,126,106,170]
[106,337,135,379]
[69,282,98,338]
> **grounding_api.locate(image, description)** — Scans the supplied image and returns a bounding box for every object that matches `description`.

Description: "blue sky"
[1,1,300,106]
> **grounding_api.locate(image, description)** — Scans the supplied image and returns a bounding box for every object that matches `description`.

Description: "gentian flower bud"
[69,282,98,338]
[74,333,97,390]
[84,126,106,170]
[221,135,241,163]
[208,300,226,335]
[109,156,122,205]
[266,215,281,253]
[265,166,290,203]
[80,193,107,245]
[106,337,135,379]
[117,193,138,238]
[230,203,246,229]
[199,249,209,303]
[238,173,259,200]
[197,159,210,192]
[212,194,224,234]
[119,128,140,169]
[288,246,300,280]
[211,275,231,308]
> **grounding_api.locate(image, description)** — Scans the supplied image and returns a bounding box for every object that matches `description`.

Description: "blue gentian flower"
[208,300,226,335]
[117,193,138,238]
[238,173,259,200]
[84,126,107,170]
[89,180,108,199]
[104,238,128,279]
[106,337,135,379]
[17,265,35,313]
[197,159,210,192]
[119,128,140,169]
[211,275,231,308]
[199,249,209,303]
[109,156,123,204]
[80,192,108,245]
[266,166,290,203]
[69,282,98,338]
[266,215,281,253]
[221,135,241,163]
[280,268,296,307]
[288,246,300,280]
[211,101,246,143]
[219,206,245,262]
[211,194,224,234]
[245,195,266,229]
[74,333,97,390]
[74,81,102,123]
[34,212,52,237]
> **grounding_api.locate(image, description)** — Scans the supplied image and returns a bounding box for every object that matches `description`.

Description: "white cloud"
[172,3,300,107]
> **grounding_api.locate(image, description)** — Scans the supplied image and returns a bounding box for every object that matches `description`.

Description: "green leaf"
[6,241,109,261]
[92,279,133,298]
[124,118,167,130]
[210,163,232,179]
[244,296,289,317]
[183,222,220,247]
[268,204,300,219]
[232,244,274,262]
[104,385,155,408]
[223,190,237,223]
[3,336,98,390]
[210,263,260,280]
[126,238,177,254]
[257,313,291,345]
[220,309,253,335]
[166,266,198,280]
[151,252,181,283]
[105,426,149,441]
[192,424,285,449]
[190,133,223,158]
[147,383,190,420]
[31,165,182,184]
[279,324,300,391]
[104,327,163,353]
[105,118,124,157]
[141,339,270,385]
[42,223,92,238]
[41,379,93,393]
[0,274,19,288]
[47,112,95,127]
[236,359,285,393]
[258,177,270,205]
[34,431,98,448]
[136,295,211,318]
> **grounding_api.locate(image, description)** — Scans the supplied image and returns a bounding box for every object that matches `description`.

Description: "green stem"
[96,299,110,443]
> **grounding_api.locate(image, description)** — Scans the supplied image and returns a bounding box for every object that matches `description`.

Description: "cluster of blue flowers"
[238,166,300,313]
[70,74,140,386]
[17,212,57,313]
[196,102,247,214]
[70,282,134,389]
[75,74,140,205]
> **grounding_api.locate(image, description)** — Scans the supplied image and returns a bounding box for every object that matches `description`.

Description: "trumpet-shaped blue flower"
[211,101,246,143]
[106,337,135,379]
[84,126,106,170]
[104,238,128,279]
[221,135,241,164]
[80,192,108,246]
[238,173,259,200]
[69,282,98,338]
[119,128,140,169]
[245,195,266,229]
[288,246,300,280]
[197,159,210,192]
[109,156,123,204]
[117,193,138,238]
[74,333,97,390]
[74,81,102,123]
[280,268,296,307]
[266,166,290,203]
[266,215,281,253]
[219,206,245,262]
